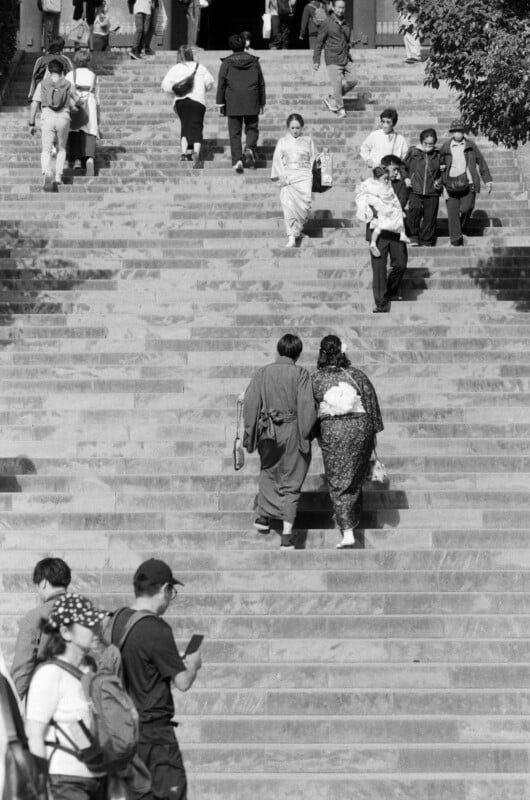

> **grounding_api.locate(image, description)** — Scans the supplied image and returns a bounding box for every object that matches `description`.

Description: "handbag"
[69,19,90,45]
[69,68,90,131]
[172,63,199,98]
[0,673,49,800]
[154,0,168,36]
[311,160,322,193]
[233,399,245,471]
[446,172,469,195]
[367,449,387,483]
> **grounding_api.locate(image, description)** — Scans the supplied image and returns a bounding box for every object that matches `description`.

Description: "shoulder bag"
[367,448,387,483]
[0,673,49,800]
[172,63,199,98]
[446,172,470,195]
[69,68,90,131]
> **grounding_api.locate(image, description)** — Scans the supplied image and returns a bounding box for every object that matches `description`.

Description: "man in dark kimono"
[243,334,317,549]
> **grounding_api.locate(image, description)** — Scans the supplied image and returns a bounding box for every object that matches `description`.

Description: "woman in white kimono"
[271,113,317,248]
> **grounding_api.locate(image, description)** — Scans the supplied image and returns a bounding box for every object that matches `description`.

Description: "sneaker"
[280,534,295,550]
[85,158,95,177]
[129,50,141,60]
[254,516,270,533]
[323,96,339,113]
[337,108,347,119]
[43,172,54,191]
[144,48,155,55]
[233,160,244,174]
[243,147,256,168]
[73,159,83,170]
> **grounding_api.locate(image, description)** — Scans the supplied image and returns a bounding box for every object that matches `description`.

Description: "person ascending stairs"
[215,34,266,174]
[28,59,79,191]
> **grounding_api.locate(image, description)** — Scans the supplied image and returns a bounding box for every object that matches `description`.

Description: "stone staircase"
[1,49,530,798]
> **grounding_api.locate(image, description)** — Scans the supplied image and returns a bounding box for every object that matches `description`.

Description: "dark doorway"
[204,0,309,50]
[206,0,265,50]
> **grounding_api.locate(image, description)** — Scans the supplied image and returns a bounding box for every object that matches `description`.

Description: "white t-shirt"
[359,129,409,168]
[26,661,103,778]
[161,62,215,108]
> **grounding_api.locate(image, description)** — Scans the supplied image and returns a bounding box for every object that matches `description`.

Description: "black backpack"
[0,673,48,800]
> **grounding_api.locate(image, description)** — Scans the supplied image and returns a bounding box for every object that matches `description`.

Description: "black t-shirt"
[113,609,186,742]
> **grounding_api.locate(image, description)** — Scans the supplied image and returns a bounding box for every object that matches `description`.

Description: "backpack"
[43,636,142,774]
[0,673,49,800]
[39,77,70,111]
[313,4,327,25]
[172,63,199,98]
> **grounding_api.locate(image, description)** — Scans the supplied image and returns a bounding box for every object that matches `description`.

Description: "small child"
[355,166,411,256]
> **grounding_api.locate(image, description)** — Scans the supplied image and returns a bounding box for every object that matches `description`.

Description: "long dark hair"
[317,334,351,369]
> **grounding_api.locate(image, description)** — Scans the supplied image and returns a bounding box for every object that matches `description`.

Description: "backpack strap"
[47,658,84,681]
[109,608,156,650]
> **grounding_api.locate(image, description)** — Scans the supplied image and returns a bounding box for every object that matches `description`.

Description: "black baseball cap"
[134,558,184,587]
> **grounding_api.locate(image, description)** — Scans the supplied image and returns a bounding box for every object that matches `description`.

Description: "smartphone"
[183,634,204,657]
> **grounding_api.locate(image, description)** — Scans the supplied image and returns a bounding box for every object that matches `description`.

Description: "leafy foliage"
[394,0,530,148]
[0,0,18,76]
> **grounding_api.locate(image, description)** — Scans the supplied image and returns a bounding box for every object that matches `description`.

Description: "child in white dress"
[355,166,411,256]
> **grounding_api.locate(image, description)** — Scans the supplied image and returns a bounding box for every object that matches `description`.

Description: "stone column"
[20,0,43,52]
[353,0,376,48]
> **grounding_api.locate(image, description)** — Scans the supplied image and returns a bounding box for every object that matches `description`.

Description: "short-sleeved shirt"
[26,661,104,777]
[112,609,186,743]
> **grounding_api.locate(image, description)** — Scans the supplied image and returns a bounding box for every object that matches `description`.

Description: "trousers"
[41,108,70,180]
[326,61,357,111]
[369,231,408,310]
[445,188,475,243]
[227,115,259,164]
[406,193,439,245]
[132,12,151,53]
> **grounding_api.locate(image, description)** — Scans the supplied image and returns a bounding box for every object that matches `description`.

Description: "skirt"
[174,97,205,146]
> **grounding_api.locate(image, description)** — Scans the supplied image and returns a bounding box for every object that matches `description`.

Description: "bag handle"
[236,397,243,438]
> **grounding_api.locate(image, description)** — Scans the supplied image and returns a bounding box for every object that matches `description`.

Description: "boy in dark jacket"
[439,119,493,246]
[403,128,442,246]
[216,34,266,174]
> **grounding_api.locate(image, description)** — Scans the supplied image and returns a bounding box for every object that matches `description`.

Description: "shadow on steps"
[462,246,530,311]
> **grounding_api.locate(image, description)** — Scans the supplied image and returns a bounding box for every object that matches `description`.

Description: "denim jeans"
[132,12,151,53]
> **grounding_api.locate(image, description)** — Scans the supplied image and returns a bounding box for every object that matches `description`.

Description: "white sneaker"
[233,160,244,174]
[337,108,346,119]
[285,236,296,248]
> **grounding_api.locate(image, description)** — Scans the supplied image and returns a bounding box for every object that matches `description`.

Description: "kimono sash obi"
[284,158,311,169]
[258,409,297,442]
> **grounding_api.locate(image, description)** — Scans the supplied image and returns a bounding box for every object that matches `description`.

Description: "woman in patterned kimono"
[243,334,317,549]
[311,335,384,549]
[271,113,317,248]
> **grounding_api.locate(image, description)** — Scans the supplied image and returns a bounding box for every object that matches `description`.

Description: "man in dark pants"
[111,559,202,800]
[216,33,266,174]
[368,154,409,313]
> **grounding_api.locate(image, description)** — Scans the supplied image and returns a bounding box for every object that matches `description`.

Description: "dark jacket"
[216,52,266,117]
[439,137,492,193]
[10,593,65,698]
[404,145,442,196]
[300,0,327,40]
[313,13,352,67]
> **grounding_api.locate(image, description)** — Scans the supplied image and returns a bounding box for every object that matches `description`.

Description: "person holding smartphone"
[109,559,202,800]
